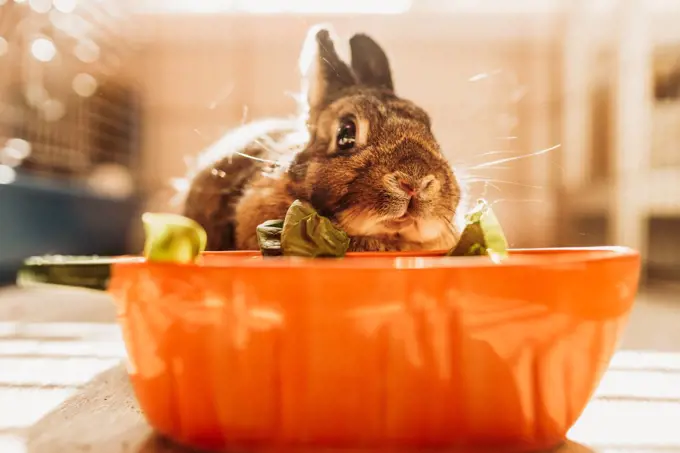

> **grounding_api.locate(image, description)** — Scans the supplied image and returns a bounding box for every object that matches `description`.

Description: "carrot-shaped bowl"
[16,208,641,452]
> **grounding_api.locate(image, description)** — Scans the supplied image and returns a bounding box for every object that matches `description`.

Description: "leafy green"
[256,199,507,261]
[17,255,114,291]
[257,200,350,257]
[256,219,284,256]
[15,213,208,291]
[447,199,508,262]
[281,200,350,257]
[142,213,207,264]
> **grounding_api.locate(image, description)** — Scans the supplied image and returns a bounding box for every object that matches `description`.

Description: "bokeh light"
[87,164,134,199]
[28,0,52,13]
[0,165,17,185]
[24,84,49,106]
[4,139,32,160]
[53,0,76,13]
[30,37,57,62]
[72,73,97,97]
[73,40,100,63]
[48,10,91,39]
[42,99,66,122]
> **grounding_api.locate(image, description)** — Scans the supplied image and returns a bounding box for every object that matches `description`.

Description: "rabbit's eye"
[336,116,357,151]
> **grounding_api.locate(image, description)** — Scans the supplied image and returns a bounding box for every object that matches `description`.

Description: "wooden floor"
[0,283,678,453]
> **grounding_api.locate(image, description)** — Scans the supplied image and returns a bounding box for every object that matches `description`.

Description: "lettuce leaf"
[447,199,508,262]
[257,200,350,257]
[142,213,207,263]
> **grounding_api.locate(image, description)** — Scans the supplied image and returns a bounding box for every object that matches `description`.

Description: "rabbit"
[181,25,464,252]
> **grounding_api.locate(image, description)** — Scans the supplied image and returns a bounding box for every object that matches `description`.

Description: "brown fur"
[182,27,462,252]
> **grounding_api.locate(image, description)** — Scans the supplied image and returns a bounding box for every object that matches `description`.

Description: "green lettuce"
[256,200,350,257]
[257,198,508,261]
[446,199,508,262]
[142,213,207,263]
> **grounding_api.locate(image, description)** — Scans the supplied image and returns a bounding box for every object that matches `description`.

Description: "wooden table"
[1,286,678,453]
[23,362,600,453]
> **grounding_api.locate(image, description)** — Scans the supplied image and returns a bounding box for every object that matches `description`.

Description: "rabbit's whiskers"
[464,177,542,190]
[468,143,561,170]
[207,81,235,110]
[488,198,545,208]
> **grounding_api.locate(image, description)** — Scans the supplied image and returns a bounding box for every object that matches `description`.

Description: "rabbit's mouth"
[338,208,453,247]
[378,214,453,247]
[382,214,415,230]
[336,205,446,242]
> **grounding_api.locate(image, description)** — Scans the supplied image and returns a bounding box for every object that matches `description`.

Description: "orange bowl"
[109,247,640,452]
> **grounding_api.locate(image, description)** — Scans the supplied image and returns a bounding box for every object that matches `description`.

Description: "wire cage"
[0,0,141,193]
[0,0,143,283]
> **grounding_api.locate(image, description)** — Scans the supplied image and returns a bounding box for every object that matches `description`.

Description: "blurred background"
[1,0,679,284]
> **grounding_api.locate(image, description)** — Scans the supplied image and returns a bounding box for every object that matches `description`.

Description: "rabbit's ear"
[299,25,356,111]
[349,34,394,92]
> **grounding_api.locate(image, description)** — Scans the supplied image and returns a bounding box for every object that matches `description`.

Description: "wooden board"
[23,363,598,453]
[24,363,209,453]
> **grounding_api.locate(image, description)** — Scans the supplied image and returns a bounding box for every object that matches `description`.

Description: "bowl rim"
[115,246,640,271]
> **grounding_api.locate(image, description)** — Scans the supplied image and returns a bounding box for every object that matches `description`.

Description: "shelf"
[561,167,680,217]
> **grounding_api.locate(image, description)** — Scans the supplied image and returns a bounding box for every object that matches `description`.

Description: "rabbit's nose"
[386,173,439,198]
[398,179,417,196]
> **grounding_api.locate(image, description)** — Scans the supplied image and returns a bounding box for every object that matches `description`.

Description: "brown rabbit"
[181,26,463,252]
